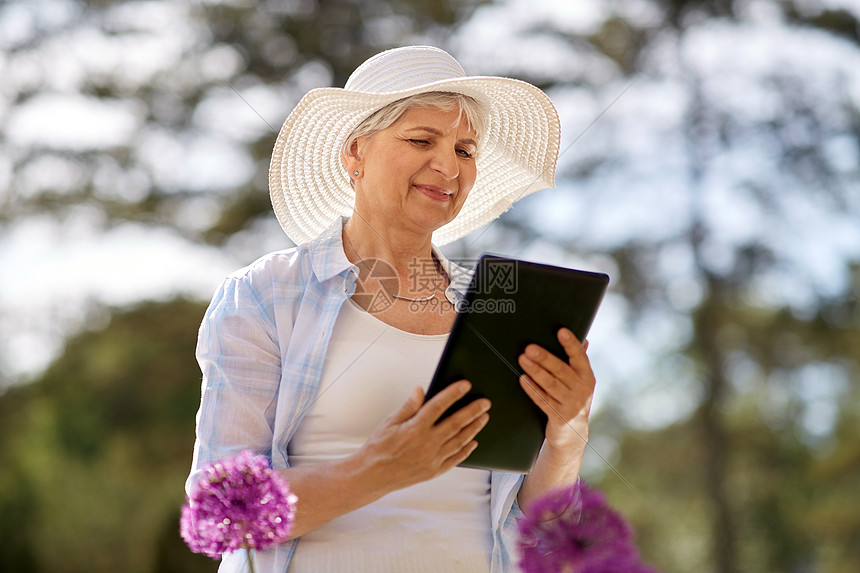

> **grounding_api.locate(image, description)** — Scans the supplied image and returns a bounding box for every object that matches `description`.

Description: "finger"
[519,346,574,392]
[419,380,473,424]
[521,372,591,422]
[519,355,562,403]
[519,374,560,418]
[520,351,596,409]
[441,412,489,459]
[441,439,479,471]
[557,328,592,374]
[388,386,425,424]
[435,398,491,441]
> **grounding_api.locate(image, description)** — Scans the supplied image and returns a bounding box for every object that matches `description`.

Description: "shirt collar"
[307,215,475,301]
[432,245,472,303]
[308,216,354,283]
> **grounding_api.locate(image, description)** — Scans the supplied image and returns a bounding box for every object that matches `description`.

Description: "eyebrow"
[405,126,477,148]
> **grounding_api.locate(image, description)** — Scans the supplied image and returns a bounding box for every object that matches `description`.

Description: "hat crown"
[344,45,466,94]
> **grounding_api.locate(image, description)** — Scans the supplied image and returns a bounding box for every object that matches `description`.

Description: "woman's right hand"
[356,380,491,494]
[278,381,489,539]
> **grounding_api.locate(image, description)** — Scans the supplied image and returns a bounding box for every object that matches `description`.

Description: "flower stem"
[246,547,256,573]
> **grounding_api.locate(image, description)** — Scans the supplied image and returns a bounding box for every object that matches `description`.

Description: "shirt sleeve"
[186,275,285,493]
[490,470,526,571]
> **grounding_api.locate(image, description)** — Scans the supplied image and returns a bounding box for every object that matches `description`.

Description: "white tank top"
[288,299,492,572]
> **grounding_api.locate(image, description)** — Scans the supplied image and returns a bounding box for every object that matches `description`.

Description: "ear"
[341,138,363,176]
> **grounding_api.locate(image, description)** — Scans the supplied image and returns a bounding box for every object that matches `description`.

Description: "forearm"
[277,382,489,540]
[517,418,588,512]
[277,452,389,540]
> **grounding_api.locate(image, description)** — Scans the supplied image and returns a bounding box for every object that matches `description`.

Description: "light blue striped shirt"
[189,217,525,572]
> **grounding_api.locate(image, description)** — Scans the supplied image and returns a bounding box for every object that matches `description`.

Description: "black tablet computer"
[425,254,609,474]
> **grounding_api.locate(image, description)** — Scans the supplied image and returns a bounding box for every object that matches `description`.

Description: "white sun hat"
[268,45,561,246]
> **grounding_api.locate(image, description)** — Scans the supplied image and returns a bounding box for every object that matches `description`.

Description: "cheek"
[460,164,477,195]
[384,152,419,183]
[453,179,475,214]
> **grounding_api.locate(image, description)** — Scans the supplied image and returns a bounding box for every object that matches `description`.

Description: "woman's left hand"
[517,327,595,450]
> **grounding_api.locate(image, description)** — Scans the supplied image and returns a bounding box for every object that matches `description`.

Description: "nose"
[429,145,459,179]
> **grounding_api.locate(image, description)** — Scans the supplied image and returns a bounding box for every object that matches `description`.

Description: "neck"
[343,214,434,272]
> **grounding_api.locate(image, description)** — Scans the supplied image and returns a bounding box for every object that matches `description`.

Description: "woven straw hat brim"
[269,75,560,246]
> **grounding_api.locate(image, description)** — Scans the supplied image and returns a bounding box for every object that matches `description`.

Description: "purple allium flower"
[180,450,297,560]
[517,481,657,573]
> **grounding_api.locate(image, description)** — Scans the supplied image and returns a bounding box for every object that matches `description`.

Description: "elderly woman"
[188,46,596,572]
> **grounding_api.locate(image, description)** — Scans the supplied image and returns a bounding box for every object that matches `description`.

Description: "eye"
[409,139,430,146]
[457,147,475,159]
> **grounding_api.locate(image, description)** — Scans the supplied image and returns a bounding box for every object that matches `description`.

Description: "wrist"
[340,448,392,504]
[546,415,589,450]
[542,436,586,464]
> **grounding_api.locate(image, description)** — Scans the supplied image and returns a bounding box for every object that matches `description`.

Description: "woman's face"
[352,105,478,237]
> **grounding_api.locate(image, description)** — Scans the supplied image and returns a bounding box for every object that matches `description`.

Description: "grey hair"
[342,92,487,170]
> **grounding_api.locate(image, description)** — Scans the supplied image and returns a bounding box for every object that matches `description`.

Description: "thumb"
[389,386,425,423]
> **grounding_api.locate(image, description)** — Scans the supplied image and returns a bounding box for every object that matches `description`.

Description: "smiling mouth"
[416,185,453,198]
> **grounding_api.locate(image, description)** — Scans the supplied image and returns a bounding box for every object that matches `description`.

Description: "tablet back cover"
[427,254,609,473]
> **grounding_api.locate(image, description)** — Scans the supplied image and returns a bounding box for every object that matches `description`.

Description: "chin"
[413,214,456,236]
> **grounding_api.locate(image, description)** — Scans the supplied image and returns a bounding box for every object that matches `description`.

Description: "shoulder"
[217,219,351,304]
[203,246,317,330]
[201,247,313,324]
[226,246,313,290]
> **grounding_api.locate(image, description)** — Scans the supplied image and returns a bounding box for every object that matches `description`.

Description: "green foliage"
[590,295,860,573]
[0,299,215,573]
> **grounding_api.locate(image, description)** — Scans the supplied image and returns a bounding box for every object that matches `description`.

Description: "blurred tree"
[2,0,859,572]
[450,1,860,572]
[0,298,215,572]
[0,385,40,573]
[594,294,860,572]
[0,0,487,244]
